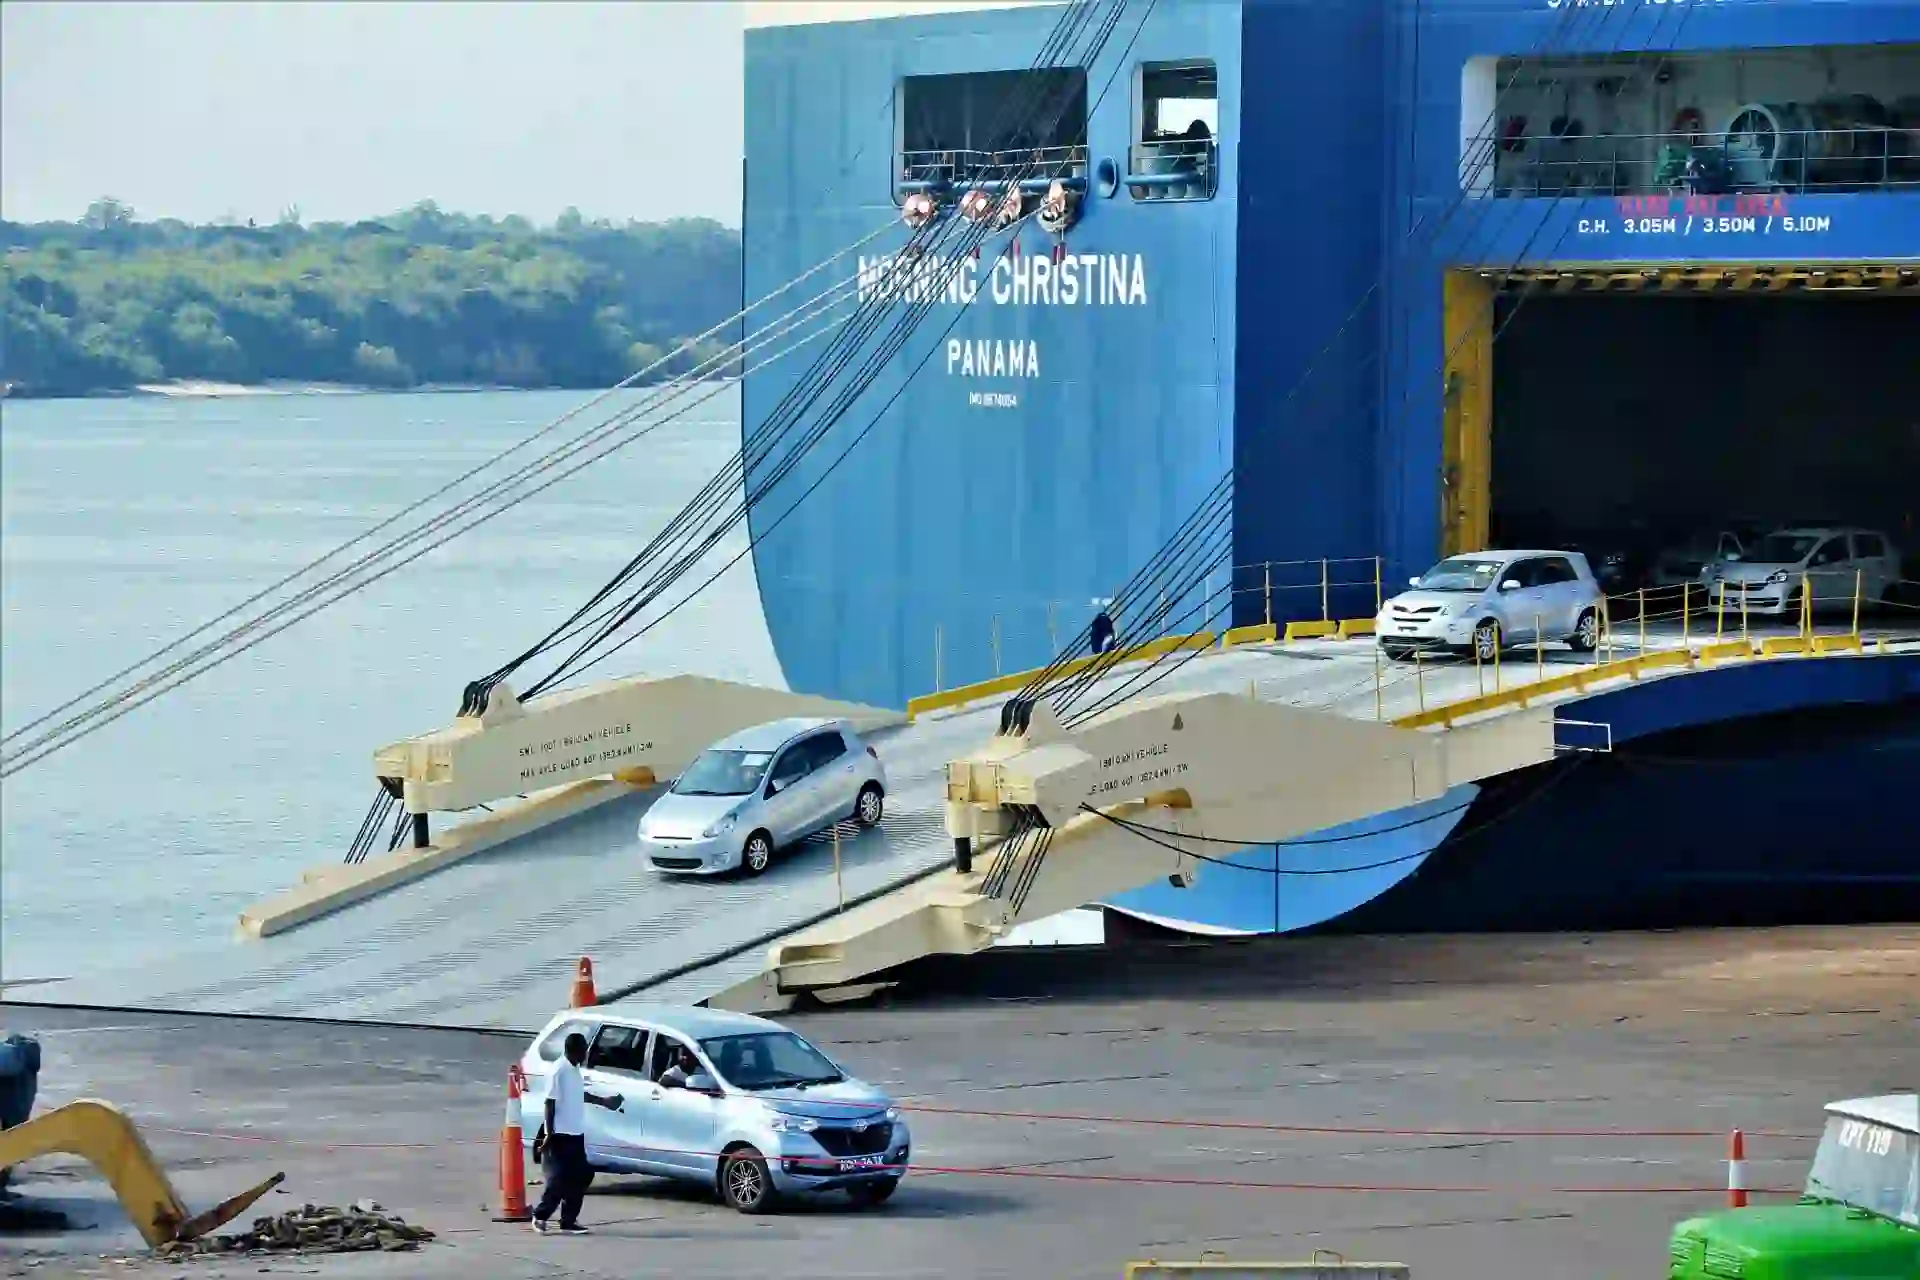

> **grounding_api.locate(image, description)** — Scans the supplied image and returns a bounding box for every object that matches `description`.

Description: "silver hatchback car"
[516,1003,912,1213]
[638,716,888,876]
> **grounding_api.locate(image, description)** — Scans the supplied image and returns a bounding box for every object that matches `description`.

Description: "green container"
[1668,1095,1919,1280]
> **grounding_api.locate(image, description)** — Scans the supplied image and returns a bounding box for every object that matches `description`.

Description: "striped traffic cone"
[1727,1129,1747,1209]
[570,957,597,1008]
[492,1065,531,1222]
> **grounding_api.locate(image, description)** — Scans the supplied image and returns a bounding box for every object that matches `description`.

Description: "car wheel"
[1569,608,1599,654]
[854,783,884,828]
[720,1146,776,1213]
[1473,619,1501,663]
[1381,644,1413,662]
[846,1178,899,1208]
[740,830,774,878]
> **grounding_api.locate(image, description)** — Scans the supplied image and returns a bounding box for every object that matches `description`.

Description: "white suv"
[1377,549,1603,662]
[1708,527,1901,618]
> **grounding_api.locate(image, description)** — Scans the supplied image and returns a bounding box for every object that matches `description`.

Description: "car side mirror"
[1500,579,1521,592]
[1408,576,1421,587]
[685,1071,720,1096]
[765,777,783,797]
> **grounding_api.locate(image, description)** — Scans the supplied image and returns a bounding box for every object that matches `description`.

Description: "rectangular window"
[1129,60,1218,202]
[897,69,1088,200]
[1465,43,1920,198]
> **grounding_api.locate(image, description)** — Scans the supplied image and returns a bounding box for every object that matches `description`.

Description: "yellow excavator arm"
[0,1098,284,1248]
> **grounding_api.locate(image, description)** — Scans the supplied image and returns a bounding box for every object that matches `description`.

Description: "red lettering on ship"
[1618,193,1790,219]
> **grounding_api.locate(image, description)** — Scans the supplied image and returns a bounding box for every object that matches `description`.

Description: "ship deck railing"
[1469,125,1920,198]
[1125,140,1218,201]
[896,145,1089,199]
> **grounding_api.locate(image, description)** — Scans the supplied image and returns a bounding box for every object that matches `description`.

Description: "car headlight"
[766,1112,818,1134]
[1766,570,1788,585]
[885,1107,899,1122]
[701,813,738,839]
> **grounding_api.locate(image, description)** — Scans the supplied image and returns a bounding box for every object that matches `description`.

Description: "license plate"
[836,1155,884,1173]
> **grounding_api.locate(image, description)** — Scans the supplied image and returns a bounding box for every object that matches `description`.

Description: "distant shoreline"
[0,376,738,402]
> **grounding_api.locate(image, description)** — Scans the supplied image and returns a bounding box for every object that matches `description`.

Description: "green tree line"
[0,199,742,397]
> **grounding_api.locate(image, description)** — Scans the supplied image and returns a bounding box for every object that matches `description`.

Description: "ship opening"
[1444,264,1920,607]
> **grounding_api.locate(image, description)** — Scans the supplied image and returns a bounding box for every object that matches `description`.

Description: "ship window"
[1129,60,1218,202]
[896,69,1088,202]
[1467,43,1920,198]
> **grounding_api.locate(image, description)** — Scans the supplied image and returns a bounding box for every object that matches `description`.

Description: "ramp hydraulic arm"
[945,690,1556,867]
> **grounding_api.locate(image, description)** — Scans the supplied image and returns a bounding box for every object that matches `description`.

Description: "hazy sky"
[0,1,744,227]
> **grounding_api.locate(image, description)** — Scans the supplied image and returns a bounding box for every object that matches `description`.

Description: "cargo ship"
[742,1,1920,939]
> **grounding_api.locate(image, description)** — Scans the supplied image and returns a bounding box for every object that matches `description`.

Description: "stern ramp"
[44,642,1600,1030]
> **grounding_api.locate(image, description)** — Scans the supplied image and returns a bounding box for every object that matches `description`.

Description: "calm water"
[0,387,779,982]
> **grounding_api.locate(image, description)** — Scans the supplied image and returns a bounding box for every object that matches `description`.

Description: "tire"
[1472,618,1501,663]
[1569,608,1599,654]
[1382,643,1415,662]
[719,1146,777,1213]
[739,830,774,878]
[854,783,884,829]
[846,1178,899,1208]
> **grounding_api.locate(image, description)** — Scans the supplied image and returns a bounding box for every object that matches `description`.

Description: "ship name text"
[857,252,1148,308]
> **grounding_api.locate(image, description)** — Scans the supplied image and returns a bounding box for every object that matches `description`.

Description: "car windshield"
[1744,533,1822,564]
[1412,557,1505,593]
[1803,1114,1920,1227]
[672,749,773,797]
[701,1030,845,1090]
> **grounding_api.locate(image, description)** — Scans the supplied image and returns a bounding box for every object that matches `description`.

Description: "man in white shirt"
[530,1032,609,1235]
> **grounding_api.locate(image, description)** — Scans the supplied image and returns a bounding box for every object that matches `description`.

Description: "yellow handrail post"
[1682,582,1691,649]
[1601,596,1613,664]
[833,819,844,912]
[1852,567,1862,639]
[1741,584,1749,641]
[1373,642,1384,721]
[1320,558,1330,623]
[934,623,944,693]
[1414,650,1426,713]
[1715,581,1725,642]
[991,614,1002,676]
[1374,556,1383,613]
[1534,613,1544,683]
[1493,626,1502,692]
[1801,572,1811,641]
[1638,587,1647,655]
[1263,561,1272,626]
[1474,629,1484,695]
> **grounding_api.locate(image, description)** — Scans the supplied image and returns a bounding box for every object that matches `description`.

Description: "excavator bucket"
[0,1098,284,1248]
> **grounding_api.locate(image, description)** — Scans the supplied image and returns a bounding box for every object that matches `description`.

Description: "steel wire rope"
[521,0,1160,697]
[1001,0,1633,724]
[467,0,1126,705]
[0,1,1128,783]
[0,302,861,781]
[0,9,982,752]
[0,248,871,770]
[7,1,1112,766]
[0,216,897,752]
[1047,0,1700,724]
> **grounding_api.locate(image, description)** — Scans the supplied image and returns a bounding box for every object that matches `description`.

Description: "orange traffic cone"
[1726,1129,1747,1209]
[493,1065,531,1222]
[570,957,597,1008]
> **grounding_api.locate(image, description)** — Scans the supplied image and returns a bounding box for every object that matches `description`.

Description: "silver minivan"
[517,1003,912,1213]
[638,716,888,877]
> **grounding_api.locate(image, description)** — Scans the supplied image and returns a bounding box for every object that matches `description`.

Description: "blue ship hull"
[742,1,1920,938]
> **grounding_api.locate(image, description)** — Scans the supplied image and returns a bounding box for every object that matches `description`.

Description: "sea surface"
[0,387,780,982]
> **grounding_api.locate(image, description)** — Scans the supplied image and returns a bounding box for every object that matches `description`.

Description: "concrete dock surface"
[3,924,1916,1279]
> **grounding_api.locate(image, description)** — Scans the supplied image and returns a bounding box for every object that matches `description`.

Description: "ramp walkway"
[33,621,1920,1031]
